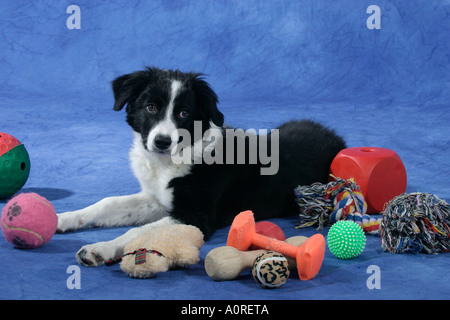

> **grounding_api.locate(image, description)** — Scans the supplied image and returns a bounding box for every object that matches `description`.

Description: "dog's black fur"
[112,67,346,239]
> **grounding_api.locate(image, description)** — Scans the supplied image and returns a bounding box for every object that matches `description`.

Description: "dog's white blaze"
[147,80,182,151]
[167,80,182,119]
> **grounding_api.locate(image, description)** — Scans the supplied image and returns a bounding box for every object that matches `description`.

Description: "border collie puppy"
[57,67,346,266]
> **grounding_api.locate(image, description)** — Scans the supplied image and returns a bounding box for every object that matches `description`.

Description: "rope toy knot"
[295,175,381,234]
[380,192,450,254]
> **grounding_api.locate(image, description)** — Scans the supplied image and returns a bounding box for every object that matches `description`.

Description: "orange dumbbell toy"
[227,210,325,280]
[330,147,407,213]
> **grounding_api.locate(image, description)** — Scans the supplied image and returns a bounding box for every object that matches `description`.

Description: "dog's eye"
[178,110,189,118]
[146,104,157,114]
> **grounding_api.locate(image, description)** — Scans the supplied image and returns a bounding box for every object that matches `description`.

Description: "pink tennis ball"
[1,193,57,249]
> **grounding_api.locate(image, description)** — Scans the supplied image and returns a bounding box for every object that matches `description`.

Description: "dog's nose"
[154,134,172,151]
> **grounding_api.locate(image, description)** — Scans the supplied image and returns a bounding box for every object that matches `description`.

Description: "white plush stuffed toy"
[107,224,204,279]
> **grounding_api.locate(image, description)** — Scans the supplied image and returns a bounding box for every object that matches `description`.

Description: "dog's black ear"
[192,75,224,127]
[112,70,151,111]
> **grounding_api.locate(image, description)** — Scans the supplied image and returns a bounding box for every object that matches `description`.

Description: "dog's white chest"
[129,134,191,210]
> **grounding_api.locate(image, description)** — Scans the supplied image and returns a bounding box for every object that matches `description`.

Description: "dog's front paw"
[76,242,117,267]
[57,212,79,233]
[57,211,93,233]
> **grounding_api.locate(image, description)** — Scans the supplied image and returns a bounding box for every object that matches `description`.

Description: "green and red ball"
[0,133,31,199]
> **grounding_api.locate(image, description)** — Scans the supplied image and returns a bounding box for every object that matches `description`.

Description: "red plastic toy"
[330,147,407,213]
[249,221,286,250]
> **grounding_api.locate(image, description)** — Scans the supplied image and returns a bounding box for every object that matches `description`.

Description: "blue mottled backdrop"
[0,0,449,300]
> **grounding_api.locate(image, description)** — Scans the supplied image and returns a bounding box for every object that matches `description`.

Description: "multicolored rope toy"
[295,175,381,234]
[380,192,450,254]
